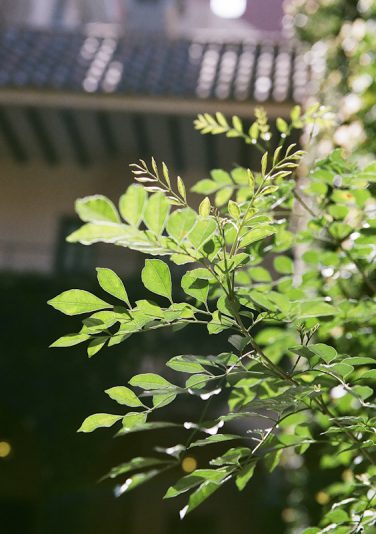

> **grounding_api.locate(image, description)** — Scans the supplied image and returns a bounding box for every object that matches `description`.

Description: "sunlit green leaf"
[129,373,175,390]
[78,413,122,433]
[141,259,172,302]
[144,192,170,234]
[167,208,197,242]
[75,195,120,224]
[119,184,147,226]
[105,386,144,407]
[48,290,112,316]
[96,268,130,307]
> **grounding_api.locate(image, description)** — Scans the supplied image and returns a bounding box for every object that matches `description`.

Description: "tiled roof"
[0,27,316,103]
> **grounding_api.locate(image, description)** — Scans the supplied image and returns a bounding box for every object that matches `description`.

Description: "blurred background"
[0,0,365,533]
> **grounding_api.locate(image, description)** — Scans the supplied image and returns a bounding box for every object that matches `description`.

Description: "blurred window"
[54,216,96,274]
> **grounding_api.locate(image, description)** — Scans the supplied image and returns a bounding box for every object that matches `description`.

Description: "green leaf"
[181,271,209,303]
[290,105,301,122]
[78,413,122,433]
[191,179,220,195]
[96,268,130,307]
[273,256,294,274]
[360,369,376,381]
[276,117,288,134]
[261,152,268,176]
[67,222,136,245]
[106,457,168,479]
[228,200,240,219]
[236,462,256,491]
[210,447,250,466]
[232,115,243,132]
[199,197,211,216]
[87,336,108,357]
[309,344,337,363]
[114,469,161,496]
[188,218,217,249]
[189,434,239,448]
[48,290,112,316]
[329,222,352,241]
[119,184,147,226]
[215,187,233,207]
[105,386,144,407]
[123,412,147,429]
[177,176,187,201]
[167,208,197,242]
[293,300,336,318]
[129,373,175,390]
[164,475,203,499]
[141,259,172,302]
[116,421,179,437]
[211,169,232,185]
[166,356,206,374]
[152,393,177,408]
[75,195,120,223]
[180,480,221,518]
[165,469,229,499]
[264,449,282,472]
[50,333,90,347]
[144,192,170,234]
[231,168,249,185]
[240,226,275,248]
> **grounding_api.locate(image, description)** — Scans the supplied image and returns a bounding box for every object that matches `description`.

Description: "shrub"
[49,107,375,532]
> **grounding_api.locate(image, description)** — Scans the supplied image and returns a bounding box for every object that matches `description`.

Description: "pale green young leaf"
[276,117,288,134]
[232,115,243,132]
[75,195,120,224]
[249,122,259,139]
[96,267,130,307]
[105,386,144,407]
[78,413,122,433]
[261,152,268,176]
[119,184,147,226]
[199,197,211,216]
[141,259,172,302]
[48,290,112,316]
[177,176,187,201]
[144,192,170,234]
